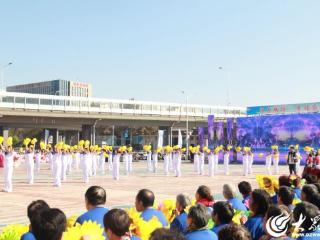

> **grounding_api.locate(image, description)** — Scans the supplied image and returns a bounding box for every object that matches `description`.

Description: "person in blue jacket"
[211,201,234,235]
[104,209,141,240]
[21,200,50,240]
[185,204,218,240]
[76,186,109,228]
[135,189,168,227]
[170,194,191,234]
[244,189,271,240]
[223,184,247,212]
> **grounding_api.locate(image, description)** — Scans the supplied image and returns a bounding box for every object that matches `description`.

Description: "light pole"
[1,62,13,91]
[182,91,189,160]
[93,118,102,145]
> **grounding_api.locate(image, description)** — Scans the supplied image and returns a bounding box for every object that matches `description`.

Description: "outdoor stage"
[0,162,290,228]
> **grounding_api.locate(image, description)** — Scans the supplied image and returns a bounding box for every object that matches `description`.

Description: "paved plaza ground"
[0,161,290,228]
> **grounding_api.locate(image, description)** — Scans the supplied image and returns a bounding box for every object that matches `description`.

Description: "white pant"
[175,156,181,177]
[4,157,13,192]
[199,156,205,175]
[208,155,215,177]
[124,155,130,175]
[248,156,253,174]
[113,156,120,180]
[26,160,34,184]
[214,154,219,174]
[194,155,200,174]
[266,156,272,175]
[152,154,158,173]
[108,154,113,172]
[61,156,68,181]
[82,163,90,183]
[99,155,105,174]
[243,156,249,176]
[147,153,152,172]
[92,156,97,176]
[224,155,229,175]
[273,157,279,174]
[129,154,133,172]
[35,157,41,173]
[164,155,169,176]
[53,159,62,187]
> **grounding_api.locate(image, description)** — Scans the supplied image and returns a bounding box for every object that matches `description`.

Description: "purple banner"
[198,127,205,148]
[216,121,224,145]
[208,115,215,148]
[226,118,234,142]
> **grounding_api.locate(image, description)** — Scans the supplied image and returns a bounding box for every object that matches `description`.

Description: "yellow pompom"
[0,136,4,145]
[6,137,13,147]
[64,221,104,240]
[23,138,31,147]
[31,138,37,145]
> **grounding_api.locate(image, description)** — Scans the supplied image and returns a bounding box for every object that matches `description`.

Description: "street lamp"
[93,118,102,145]
[1,62,13,91]
[181,91,189,160]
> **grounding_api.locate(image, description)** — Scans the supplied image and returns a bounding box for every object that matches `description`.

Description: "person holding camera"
[287,145,298,175]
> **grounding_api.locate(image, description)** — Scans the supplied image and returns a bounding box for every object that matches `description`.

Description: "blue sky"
[1,1,319,107]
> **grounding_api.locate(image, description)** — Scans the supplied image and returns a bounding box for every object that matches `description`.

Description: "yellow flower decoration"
[63,221,104,240]
[0,224,28,240]
[67,215,78,228]
[256,175,279,196]
[158,199,176,223]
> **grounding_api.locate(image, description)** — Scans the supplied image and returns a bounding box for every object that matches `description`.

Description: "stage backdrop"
[236,113,320,164]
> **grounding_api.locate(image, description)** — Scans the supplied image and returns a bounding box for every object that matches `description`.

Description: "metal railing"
[0,91,246,118]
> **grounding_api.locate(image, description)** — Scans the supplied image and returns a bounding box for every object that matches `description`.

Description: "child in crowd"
[223,184,247,212]
[211,201,234,235]
[21,200,50,240]
[195,185,215,214]
[292,177,302,199]
[170,194,191,234]
[238,181,252,210]
[103,209,140,240]
[185,204,218,240]
[278,186,295,211]
[244,189,271,240]
[261,205,292,240]
[218,224,251,240]
[32,208,66,240]
[301,184,318,202]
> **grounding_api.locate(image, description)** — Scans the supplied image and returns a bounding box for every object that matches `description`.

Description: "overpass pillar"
[0,126,9,139]
[81,125,93,143]
[48,129,60,145]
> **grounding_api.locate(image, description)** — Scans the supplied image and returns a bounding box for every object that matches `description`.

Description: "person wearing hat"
[287,145,298,175]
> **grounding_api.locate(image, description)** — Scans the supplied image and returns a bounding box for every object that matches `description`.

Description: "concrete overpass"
[0,91,246,146]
